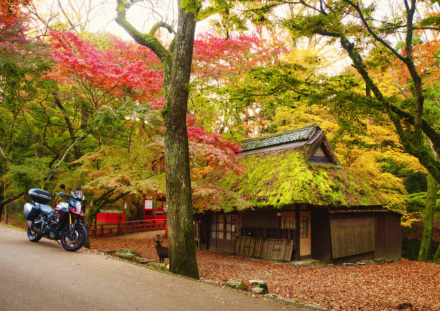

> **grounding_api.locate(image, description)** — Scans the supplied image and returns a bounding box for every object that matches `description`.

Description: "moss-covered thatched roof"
[222,149,382,209]
[220,124,383,210]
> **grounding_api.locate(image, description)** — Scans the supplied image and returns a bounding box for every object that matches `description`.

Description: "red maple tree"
[46,30,244,206]
[46,31,164,109]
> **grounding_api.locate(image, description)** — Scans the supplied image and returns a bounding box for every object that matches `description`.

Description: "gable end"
[309,145,333,164]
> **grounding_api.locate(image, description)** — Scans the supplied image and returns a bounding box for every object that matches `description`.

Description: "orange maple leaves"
[393,38,440,88]
[0,0,30,24]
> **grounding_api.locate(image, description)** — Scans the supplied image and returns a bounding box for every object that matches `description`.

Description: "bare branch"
[54,131,89,169]
[342,0,406,62]
[0,145,9,163]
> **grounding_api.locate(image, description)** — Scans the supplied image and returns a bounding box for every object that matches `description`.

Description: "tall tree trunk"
[5,205,8,224]
[116,0,199,279]
[418,172,438,261]
[163,1,199,279]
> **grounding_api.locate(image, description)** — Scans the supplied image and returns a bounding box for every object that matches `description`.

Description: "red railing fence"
[89,213,166,237]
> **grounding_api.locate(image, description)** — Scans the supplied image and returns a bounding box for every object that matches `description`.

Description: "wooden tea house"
[193,123,401,264]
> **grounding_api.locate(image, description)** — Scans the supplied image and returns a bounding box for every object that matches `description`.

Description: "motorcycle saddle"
[36,203,53,216]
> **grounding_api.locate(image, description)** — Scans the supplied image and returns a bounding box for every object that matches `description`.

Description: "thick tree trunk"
[162,2,199,279]
[116,0,199,279]
[418,173,438,261]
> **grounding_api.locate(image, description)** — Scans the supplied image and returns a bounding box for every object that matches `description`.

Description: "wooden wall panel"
[374,213,402,260]
[260,239,294,261]
[330,218,375,259]
[233,236,294,261]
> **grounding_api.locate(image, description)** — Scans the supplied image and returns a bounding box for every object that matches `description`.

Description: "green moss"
[221,149,380,209]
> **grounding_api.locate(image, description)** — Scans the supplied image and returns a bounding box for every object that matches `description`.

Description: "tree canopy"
[3,0,440,263]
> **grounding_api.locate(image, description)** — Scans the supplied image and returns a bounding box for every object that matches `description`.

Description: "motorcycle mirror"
[60,184,66,190]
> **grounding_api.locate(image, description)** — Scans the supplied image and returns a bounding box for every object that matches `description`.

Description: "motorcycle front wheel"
[60,224,87,252]
[27,227,42,242]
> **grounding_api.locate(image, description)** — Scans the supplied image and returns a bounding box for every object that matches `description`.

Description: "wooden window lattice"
[210,213,236,240]
[310,146,332,163]
[283,217,295,229]
[300,216,308,238]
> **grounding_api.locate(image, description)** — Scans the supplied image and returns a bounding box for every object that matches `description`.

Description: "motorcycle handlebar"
[56,192,69,199]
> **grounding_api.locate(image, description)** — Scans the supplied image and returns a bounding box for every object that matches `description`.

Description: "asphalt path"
[0,225,309,311]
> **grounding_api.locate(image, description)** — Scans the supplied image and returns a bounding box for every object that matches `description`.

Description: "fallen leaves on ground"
[89,231,440,311]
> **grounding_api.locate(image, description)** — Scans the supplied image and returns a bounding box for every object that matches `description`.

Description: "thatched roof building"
[223,123,382,208]
[194,124,401,264]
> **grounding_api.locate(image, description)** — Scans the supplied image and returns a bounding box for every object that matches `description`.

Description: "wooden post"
[294,207,300,261]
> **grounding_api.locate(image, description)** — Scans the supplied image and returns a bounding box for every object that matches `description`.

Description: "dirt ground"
[89,230,440,311]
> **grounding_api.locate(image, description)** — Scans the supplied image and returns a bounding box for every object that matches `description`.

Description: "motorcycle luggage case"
[28,188,52,204]
[23,203,39,220]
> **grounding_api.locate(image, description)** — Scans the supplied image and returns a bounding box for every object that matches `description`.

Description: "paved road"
[0,225,309,311]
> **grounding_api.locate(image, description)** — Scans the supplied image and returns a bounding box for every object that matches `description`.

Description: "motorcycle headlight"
[75,201,82,212]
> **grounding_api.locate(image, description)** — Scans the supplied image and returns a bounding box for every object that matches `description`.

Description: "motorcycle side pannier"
[23,203,40,220]
[28,188,52,204]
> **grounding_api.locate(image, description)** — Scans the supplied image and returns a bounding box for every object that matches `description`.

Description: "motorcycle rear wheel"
[27,227,42,242]
[60,224,87,252]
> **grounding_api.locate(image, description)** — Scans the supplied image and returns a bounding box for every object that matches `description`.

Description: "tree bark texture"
[163,1,199,279]
[418,173,438,261]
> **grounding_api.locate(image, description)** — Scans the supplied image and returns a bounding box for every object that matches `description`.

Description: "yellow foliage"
[284,37,347,75]
[334,123,425,212]
[271,102,425,216]
[272,105,338,134]
[369,70,406,99]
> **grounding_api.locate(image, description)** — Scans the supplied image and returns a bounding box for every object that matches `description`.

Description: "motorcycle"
[23,184,87,252]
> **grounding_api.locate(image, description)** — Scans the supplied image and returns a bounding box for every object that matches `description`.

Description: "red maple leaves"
[193,30,287,80]
[47,31,164,108]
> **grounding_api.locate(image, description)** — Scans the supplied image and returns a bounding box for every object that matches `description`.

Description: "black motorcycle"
[23,184,87,252]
